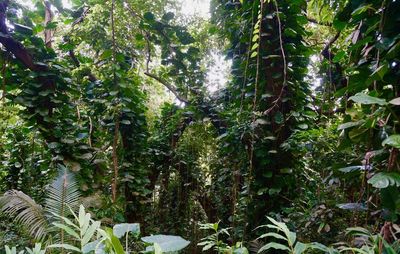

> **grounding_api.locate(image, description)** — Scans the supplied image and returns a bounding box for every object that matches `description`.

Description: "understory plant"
[256,217,399,254]
[4,204,190,254]
[0,166,80,242]
[198,222,248,254]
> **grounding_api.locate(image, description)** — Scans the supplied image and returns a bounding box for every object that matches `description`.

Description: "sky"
[180,0,210,18]
[16,0,230,95]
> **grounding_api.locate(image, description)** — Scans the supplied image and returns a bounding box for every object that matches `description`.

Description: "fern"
[45,166,81,244]
[0,166,81,242]
[0,190,48,240]
[45,166,81,221]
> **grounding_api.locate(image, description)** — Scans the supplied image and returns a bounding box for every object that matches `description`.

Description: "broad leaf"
[337,203,367,211]
[389,97,400,105]
[349,93,387,106]
[368,172,400,188]
[382,135,400,149]
[113,223,140,238]
[141,235,190,253]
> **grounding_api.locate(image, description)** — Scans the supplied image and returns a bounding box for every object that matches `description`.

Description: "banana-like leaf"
[0,190,48,240]
[142,235,190,253]
[113,223,140,238]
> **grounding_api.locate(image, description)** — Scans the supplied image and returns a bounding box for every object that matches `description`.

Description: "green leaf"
[338,166,365,173]
[109,229,125,254]
[113,223,140,238]
[368,172,400,189]
[250,51,258,58]
[48,244,81,252]
[52,223,79,239]
[234,247,249,254]
[141,235,190,253]
[100,50,113,60]
[258,242,290,253]
[120,120,131,125]
[38,90,52,96]
[294,242,308,254]
[349,93,387,105]
[251,43,259,51]
[332,51,346,62]
[337,203,367,211]
[284,28,297,37]
[387,41,400,59]
[333,19,346,31]
[382,135,400,149]
[274,112,284,124]
[371,64,389,79]
[82,240,104,254]
[338,121,363,130]
[162,12,174,21]
[257,232,286,241]
[82,221,101,246]
[154,243,162,254]
[389,97,400,105]
[252,34,259,42]
[144,12,155,21]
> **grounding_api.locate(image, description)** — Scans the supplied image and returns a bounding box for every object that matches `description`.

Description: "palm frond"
[0,190,48,240]
[44,165,81,220]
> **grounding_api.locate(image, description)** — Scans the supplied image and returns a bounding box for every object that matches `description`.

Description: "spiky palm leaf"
[0,166,81,242]
[44,166,81,220]
[45,166,81,244]
[0,190,48,240]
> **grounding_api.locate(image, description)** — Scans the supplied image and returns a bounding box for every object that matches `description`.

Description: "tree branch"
[321,31,341,61]
[144,72,189,103]
[307,17,332,26]
[0,1,47,72]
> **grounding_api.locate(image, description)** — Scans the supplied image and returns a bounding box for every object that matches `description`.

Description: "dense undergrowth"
[0,0,400,253]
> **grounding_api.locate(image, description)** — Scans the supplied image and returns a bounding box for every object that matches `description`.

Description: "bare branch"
[307,17,332,26]
[321,31,341,61]
[0,1,47,71]
[144,72,189,104]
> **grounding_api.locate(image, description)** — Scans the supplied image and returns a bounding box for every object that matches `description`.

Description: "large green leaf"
[382,135,400,149]
[113,223,140,238]
[368,172,400,189]
[389,97,400,105]
[141,235,190,253]
[349,93,387,105]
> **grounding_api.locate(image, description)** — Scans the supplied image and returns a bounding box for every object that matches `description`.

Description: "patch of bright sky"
[18,0,230,96]
[180,0,210,19]
[178,0,230,94]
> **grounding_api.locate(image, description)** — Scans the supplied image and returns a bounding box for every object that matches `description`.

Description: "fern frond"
[0,190,48,240]
[44,166,81,220]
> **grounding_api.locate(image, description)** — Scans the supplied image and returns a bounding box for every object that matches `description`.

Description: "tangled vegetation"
[0,0,399,253]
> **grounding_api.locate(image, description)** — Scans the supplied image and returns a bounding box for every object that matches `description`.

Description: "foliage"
[198,222,248,254]
[256,217,400,254]
[0,0,400,252]
[5,204,190,254]
[0,167,80,242]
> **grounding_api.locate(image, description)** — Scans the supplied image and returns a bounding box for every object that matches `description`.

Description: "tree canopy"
[0,0,400,253]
